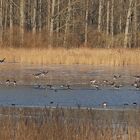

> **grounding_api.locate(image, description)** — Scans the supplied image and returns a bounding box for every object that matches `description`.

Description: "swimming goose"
[34,84,46,89]
[113,84,121,89]
[60,84,71,90]
[102,102,107,108]
[132,102,137,106]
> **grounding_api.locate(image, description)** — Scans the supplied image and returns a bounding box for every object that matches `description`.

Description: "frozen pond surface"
[0,63,140,108]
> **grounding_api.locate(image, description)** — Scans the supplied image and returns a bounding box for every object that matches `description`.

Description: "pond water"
[0,86,140,108]
[0,63,140,108]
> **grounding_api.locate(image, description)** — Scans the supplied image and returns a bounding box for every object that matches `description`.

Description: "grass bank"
[0,107,139,140]
[1,48,140,66]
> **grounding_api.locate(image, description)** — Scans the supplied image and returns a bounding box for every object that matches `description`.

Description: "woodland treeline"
[0,0,140,48]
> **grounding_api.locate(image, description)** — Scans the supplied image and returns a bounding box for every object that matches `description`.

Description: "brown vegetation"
[1,47,140,66]
[0,106,139,140]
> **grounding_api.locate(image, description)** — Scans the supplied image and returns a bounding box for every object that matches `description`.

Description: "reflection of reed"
[0,106,139,140]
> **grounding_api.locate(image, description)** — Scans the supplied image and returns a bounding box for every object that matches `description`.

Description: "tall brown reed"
[0,107,139,140]
[0,48,140,66]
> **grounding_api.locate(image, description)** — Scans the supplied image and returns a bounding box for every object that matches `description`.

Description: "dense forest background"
[0,0,140,48]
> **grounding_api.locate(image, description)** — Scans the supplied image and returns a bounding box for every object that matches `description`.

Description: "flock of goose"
[1,57,140,90]
[0,58,140,108]
[90,74,140,90]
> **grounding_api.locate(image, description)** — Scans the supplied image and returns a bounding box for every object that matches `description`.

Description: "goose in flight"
[0,58,6,63]
[33,71,49,78]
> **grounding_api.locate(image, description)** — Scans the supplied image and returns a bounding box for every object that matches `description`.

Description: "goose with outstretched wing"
[0,58,6,63]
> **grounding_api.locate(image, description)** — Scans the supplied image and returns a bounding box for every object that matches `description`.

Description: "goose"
[103,80,109,83]
[40,71,49,77]
[34,84,46,89]
[113,74,121,80]
[113,84,120,89]
[6,80,10,85]
[102,102,107,108]
[11,80,17,86]
[33,72,42,78]
[50,101,54,104]
[0,58,6,63]
[132,102,137,106]
[6,80,17,86]
[90,79,96,85]
[133,81,140,89]
[46,84,52,88]
[33,71,49,78]
[134,75,140,81]
[94,84,100,90]
[60,84,71,90]
[123,103,129,106]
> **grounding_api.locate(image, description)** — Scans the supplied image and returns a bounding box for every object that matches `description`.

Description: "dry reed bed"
[1,48,140,66]
[0,106,139,140]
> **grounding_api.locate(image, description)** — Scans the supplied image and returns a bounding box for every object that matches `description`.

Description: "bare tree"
[39,0,42,32]
[98,0,102,32]
[106,0,110,35]
[47,0,51,32]
[84,0,89,46]
[0,0,3,45]
[49,0,55,47]
[32,0,37,35]
[20,0,24,47]
[56,0,60,38]
[124,0,133,48]
[9,0,13,47]
[134,0,138,47]
[119,0,123,33]
[63,0,71,47]
[111,0,114,38]
[4,0,8,30]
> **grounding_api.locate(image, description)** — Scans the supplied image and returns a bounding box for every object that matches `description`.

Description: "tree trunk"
[84,0,89,46]
[111,0,114,38]
[20,0,24,47]
[39,0,42,32]
[9,0,13,47]
[63,0,71,48]
[98,0,102,32]
[106,0,110,35]
[32,0,36,35]
[134,0,137,47]
[4,0,8,30]
[0,0,3,45]
[119,0,123,33]
[47,0,50,32]
[49,0,55,47]
[56,0,60,38]
[124,0,133,48]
